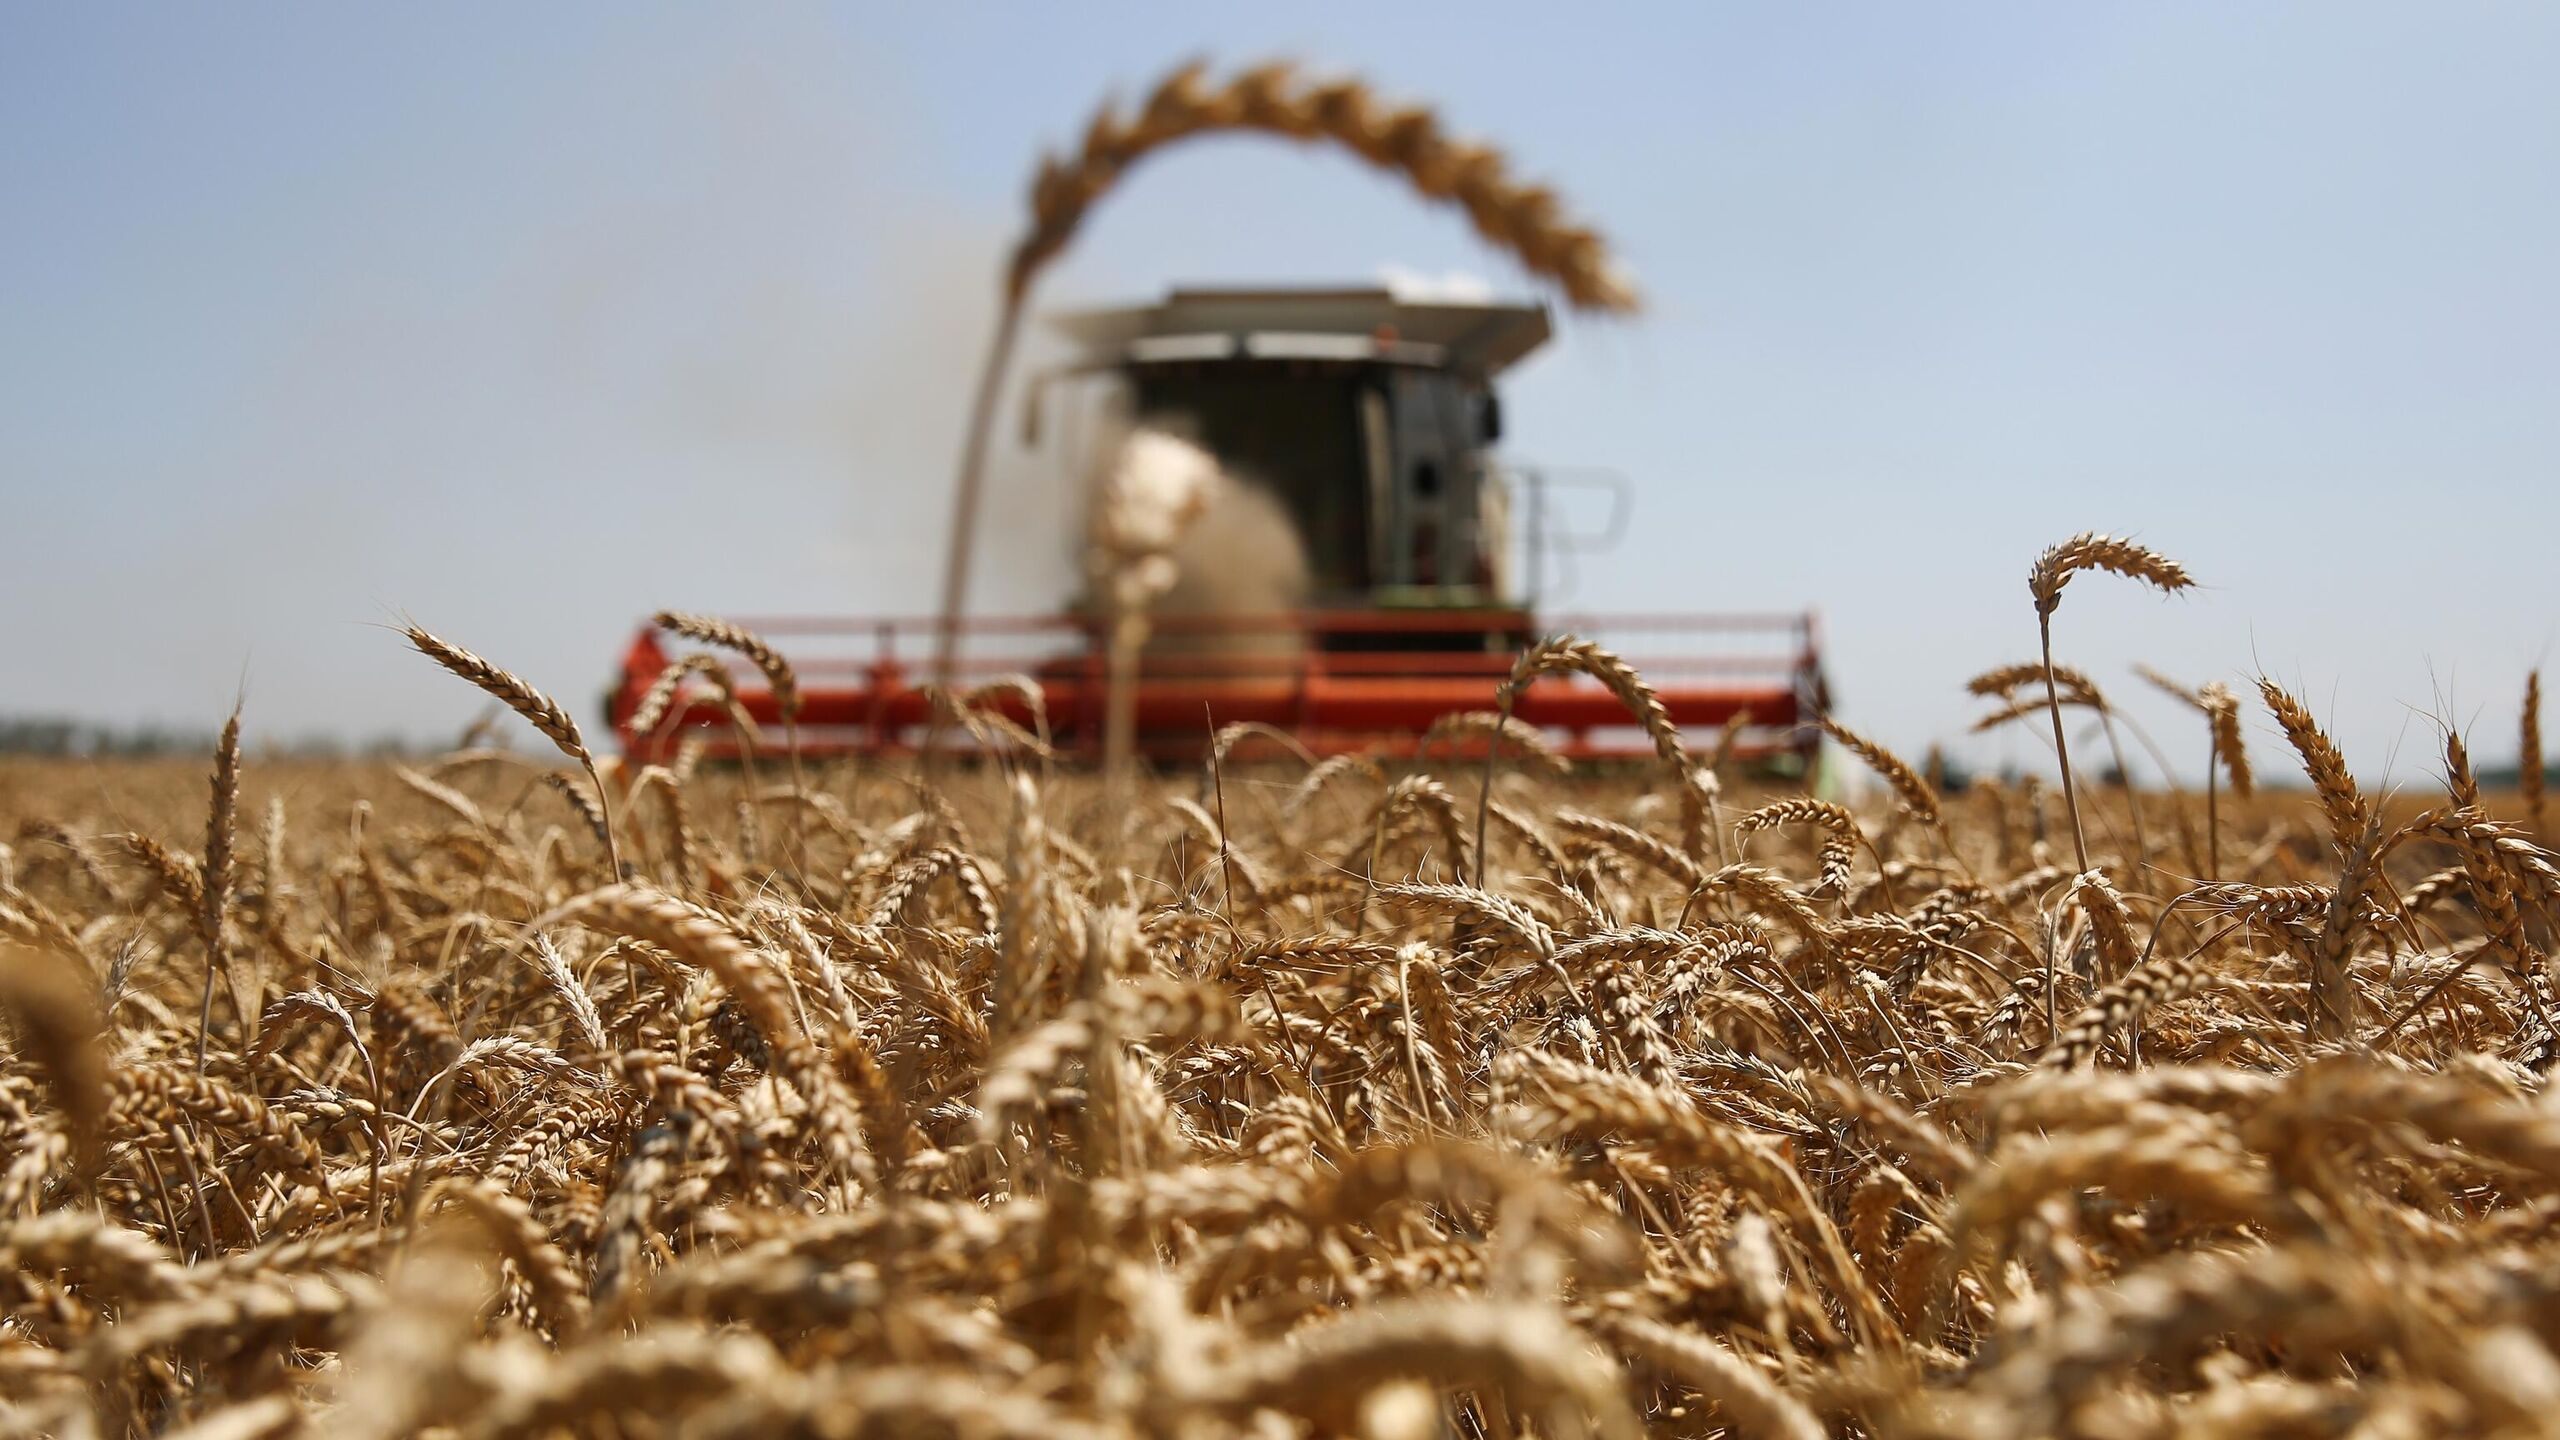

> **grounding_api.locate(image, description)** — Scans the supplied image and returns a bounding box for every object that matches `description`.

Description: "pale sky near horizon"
[5,5,2555,782]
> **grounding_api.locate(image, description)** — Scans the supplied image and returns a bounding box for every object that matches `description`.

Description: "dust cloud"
[1075,421,1312,663]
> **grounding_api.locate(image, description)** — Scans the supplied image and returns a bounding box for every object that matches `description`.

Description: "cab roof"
[1047,287,1553,376]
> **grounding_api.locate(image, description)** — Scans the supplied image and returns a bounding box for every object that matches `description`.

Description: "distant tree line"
[0,716,422,759]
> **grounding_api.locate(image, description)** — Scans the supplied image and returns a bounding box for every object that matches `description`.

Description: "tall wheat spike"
[2026,533,2194,874]
[2525,669,2545,836]
[194,705,238,1073]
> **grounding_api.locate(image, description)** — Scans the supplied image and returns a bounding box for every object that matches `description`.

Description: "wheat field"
[8,58,2559,1440]
[2,539,2556,1439]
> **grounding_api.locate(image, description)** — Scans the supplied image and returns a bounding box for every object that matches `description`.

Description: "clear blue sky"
[5,5,2554,779]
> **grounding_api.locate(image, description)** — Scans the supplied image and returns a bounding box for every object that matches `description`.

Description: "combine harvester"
[611,284,1827,767]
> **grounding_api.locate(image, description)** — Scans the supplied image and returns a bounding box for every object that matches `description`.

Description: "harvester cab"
[1039,287,1545,633]
[610,284,1829,767]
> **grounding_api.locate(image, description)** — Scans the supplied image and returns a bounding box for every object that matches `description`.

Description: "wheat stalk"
[2025,534,2194,875]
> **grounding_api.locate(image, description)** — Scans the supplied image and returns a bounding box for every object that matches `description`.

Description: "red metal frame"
[609,609,1828,766]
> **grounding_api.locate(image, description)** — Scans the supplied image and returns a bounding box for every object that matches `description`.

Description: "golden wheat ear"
[1820,716,1941,826]
[0,942,105,1180]
[187,703,241,1072]
[653,610,811,869]
[405,626,588,762]
[652,612,799,722]
[2028,532,2195,617]
[405,623,622,876]
[2256,677,2366,855]
[2524,669,2545,833]
[1012,61,1639,312]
